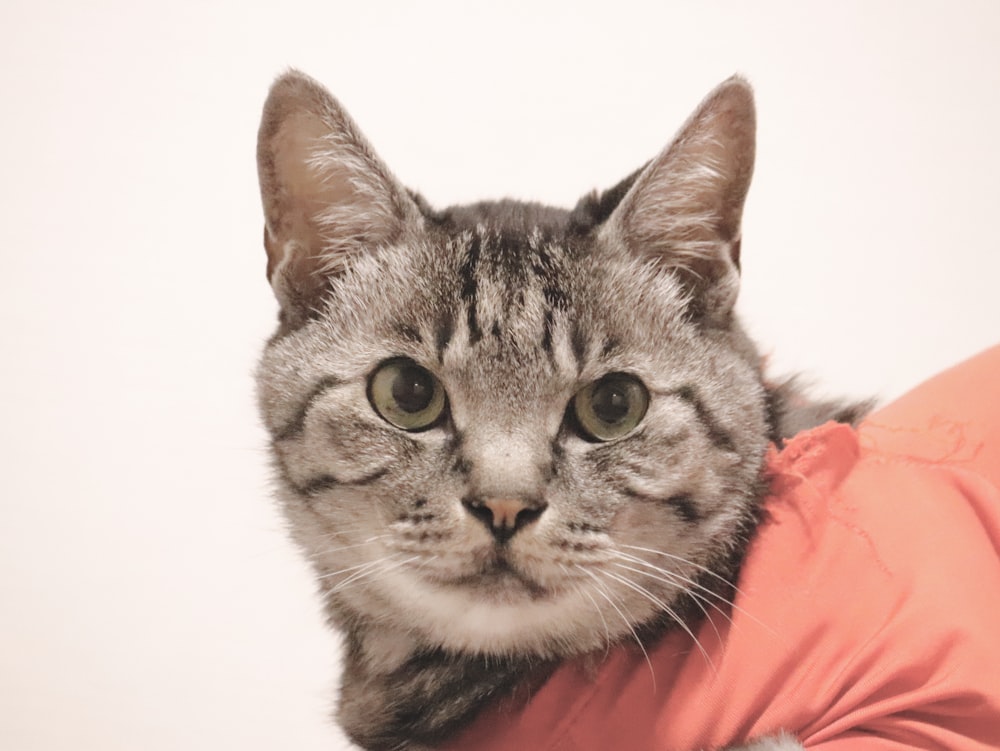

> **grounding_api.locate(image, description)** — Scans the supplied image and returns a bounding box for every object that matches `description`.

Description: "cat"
[254,70,866,751]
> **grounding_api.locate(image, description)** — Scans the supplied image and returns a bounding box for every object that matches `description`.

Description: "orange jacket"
[447,345,1000,750]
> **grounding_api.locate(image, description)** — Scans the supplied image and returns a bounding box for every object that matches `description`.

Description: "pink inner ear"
[263,114,324,281]
[275,113,332,208]
[266,111,389,279]
[257,78,419,328]
[627,85,754,253]
[602,79,754,322]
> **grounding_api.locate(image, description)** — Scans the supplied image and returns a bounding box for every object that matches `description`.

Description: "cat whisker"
[608,557,727,644]
[317,558,387,582]
[318,554,401,587]
[404,553,440,574]
[619,543,745,592]
[300,527,386,554]
[596,568,714,673]
[308,536,389,559]
[578,584,613,657]
[610,552,734,624]
[617,545,775,635]
[329,555,420,595]
[577,566,656,691]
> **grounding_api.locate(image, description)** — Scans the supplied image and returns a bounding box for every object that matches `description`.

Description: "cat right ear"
[257,70,422,330]
[598,76,756,325]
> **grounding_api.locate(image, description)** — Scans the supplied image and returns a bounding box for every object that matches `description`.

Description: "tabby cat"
[255,70,863,750]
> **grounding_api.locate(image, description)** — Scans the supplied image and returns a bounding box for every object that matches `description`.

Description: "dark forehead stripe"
[435,310,454,363]
[460,226,569,353]
[275,375,344,441]
[530,242,569,311]
[395,323,423,343]
[529,241,571,360]
[458,232,483,345]
[570,320,587,369]
[433,207,576,356]
[671,386,736,451]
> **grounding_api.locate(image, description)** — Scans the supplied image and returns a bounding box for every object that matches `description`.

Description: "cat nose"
[463,496,547,543]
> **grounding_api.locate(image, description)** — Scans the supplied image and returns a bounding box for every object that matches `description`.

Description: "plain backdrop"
[2,1,998,749]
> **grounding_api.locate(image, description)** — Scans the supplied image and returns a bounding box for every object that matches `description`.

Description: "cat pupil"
[392,366,434,413]
[592,383,630,424]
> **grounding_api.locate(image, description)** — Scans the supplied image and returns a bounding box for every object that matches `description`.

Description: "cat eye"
[572,373,649,441]
[368,359,447,431]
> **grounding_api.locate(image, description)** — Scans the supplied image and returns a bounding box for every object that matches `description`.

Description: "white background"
[2,1,998,749]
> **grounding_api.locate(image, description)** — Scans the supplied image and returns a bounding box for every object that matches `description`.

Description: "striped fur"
[253,71,849,750]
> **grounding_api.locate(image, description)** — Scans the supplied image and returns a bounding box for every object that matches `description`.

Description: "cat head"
[256,71,767,660]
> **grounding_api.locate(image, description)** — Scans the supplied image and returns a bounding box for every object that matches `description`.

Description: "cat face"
[256,71,768,659]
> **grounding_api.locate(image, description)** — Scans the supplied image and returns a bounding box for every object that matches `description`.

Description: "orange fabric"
[447,345,1000,750]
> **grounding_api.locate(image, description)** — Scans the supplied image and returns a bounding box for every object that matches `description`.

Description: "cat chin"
[377,567,610,657]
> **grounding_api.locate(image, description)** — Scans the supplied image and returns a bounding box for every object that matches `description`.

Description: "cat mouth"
[438,555,550,601]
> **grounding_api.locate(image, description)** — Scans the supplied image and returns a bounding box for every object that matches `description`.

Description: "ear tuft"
[602,76,756,323]
[257,70,421,329]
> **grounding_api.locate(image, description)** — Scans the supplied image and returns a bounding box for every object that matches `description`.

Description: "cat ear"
[601,76,755,323]
[257,70,422,329]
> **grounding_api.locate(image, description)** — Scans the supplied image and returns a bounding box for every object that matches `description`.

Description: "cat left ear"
[257,70,423,330]
[601,76,756,324]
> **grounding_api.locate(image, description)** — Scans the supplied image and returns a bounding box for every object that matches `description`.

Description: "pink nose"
[463,496,547,541]
[482,498,529,530]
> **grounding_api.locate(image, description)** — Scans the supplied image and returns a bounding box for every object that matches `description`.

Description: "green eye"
[572,373,649,441]
[368,359,447,431]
